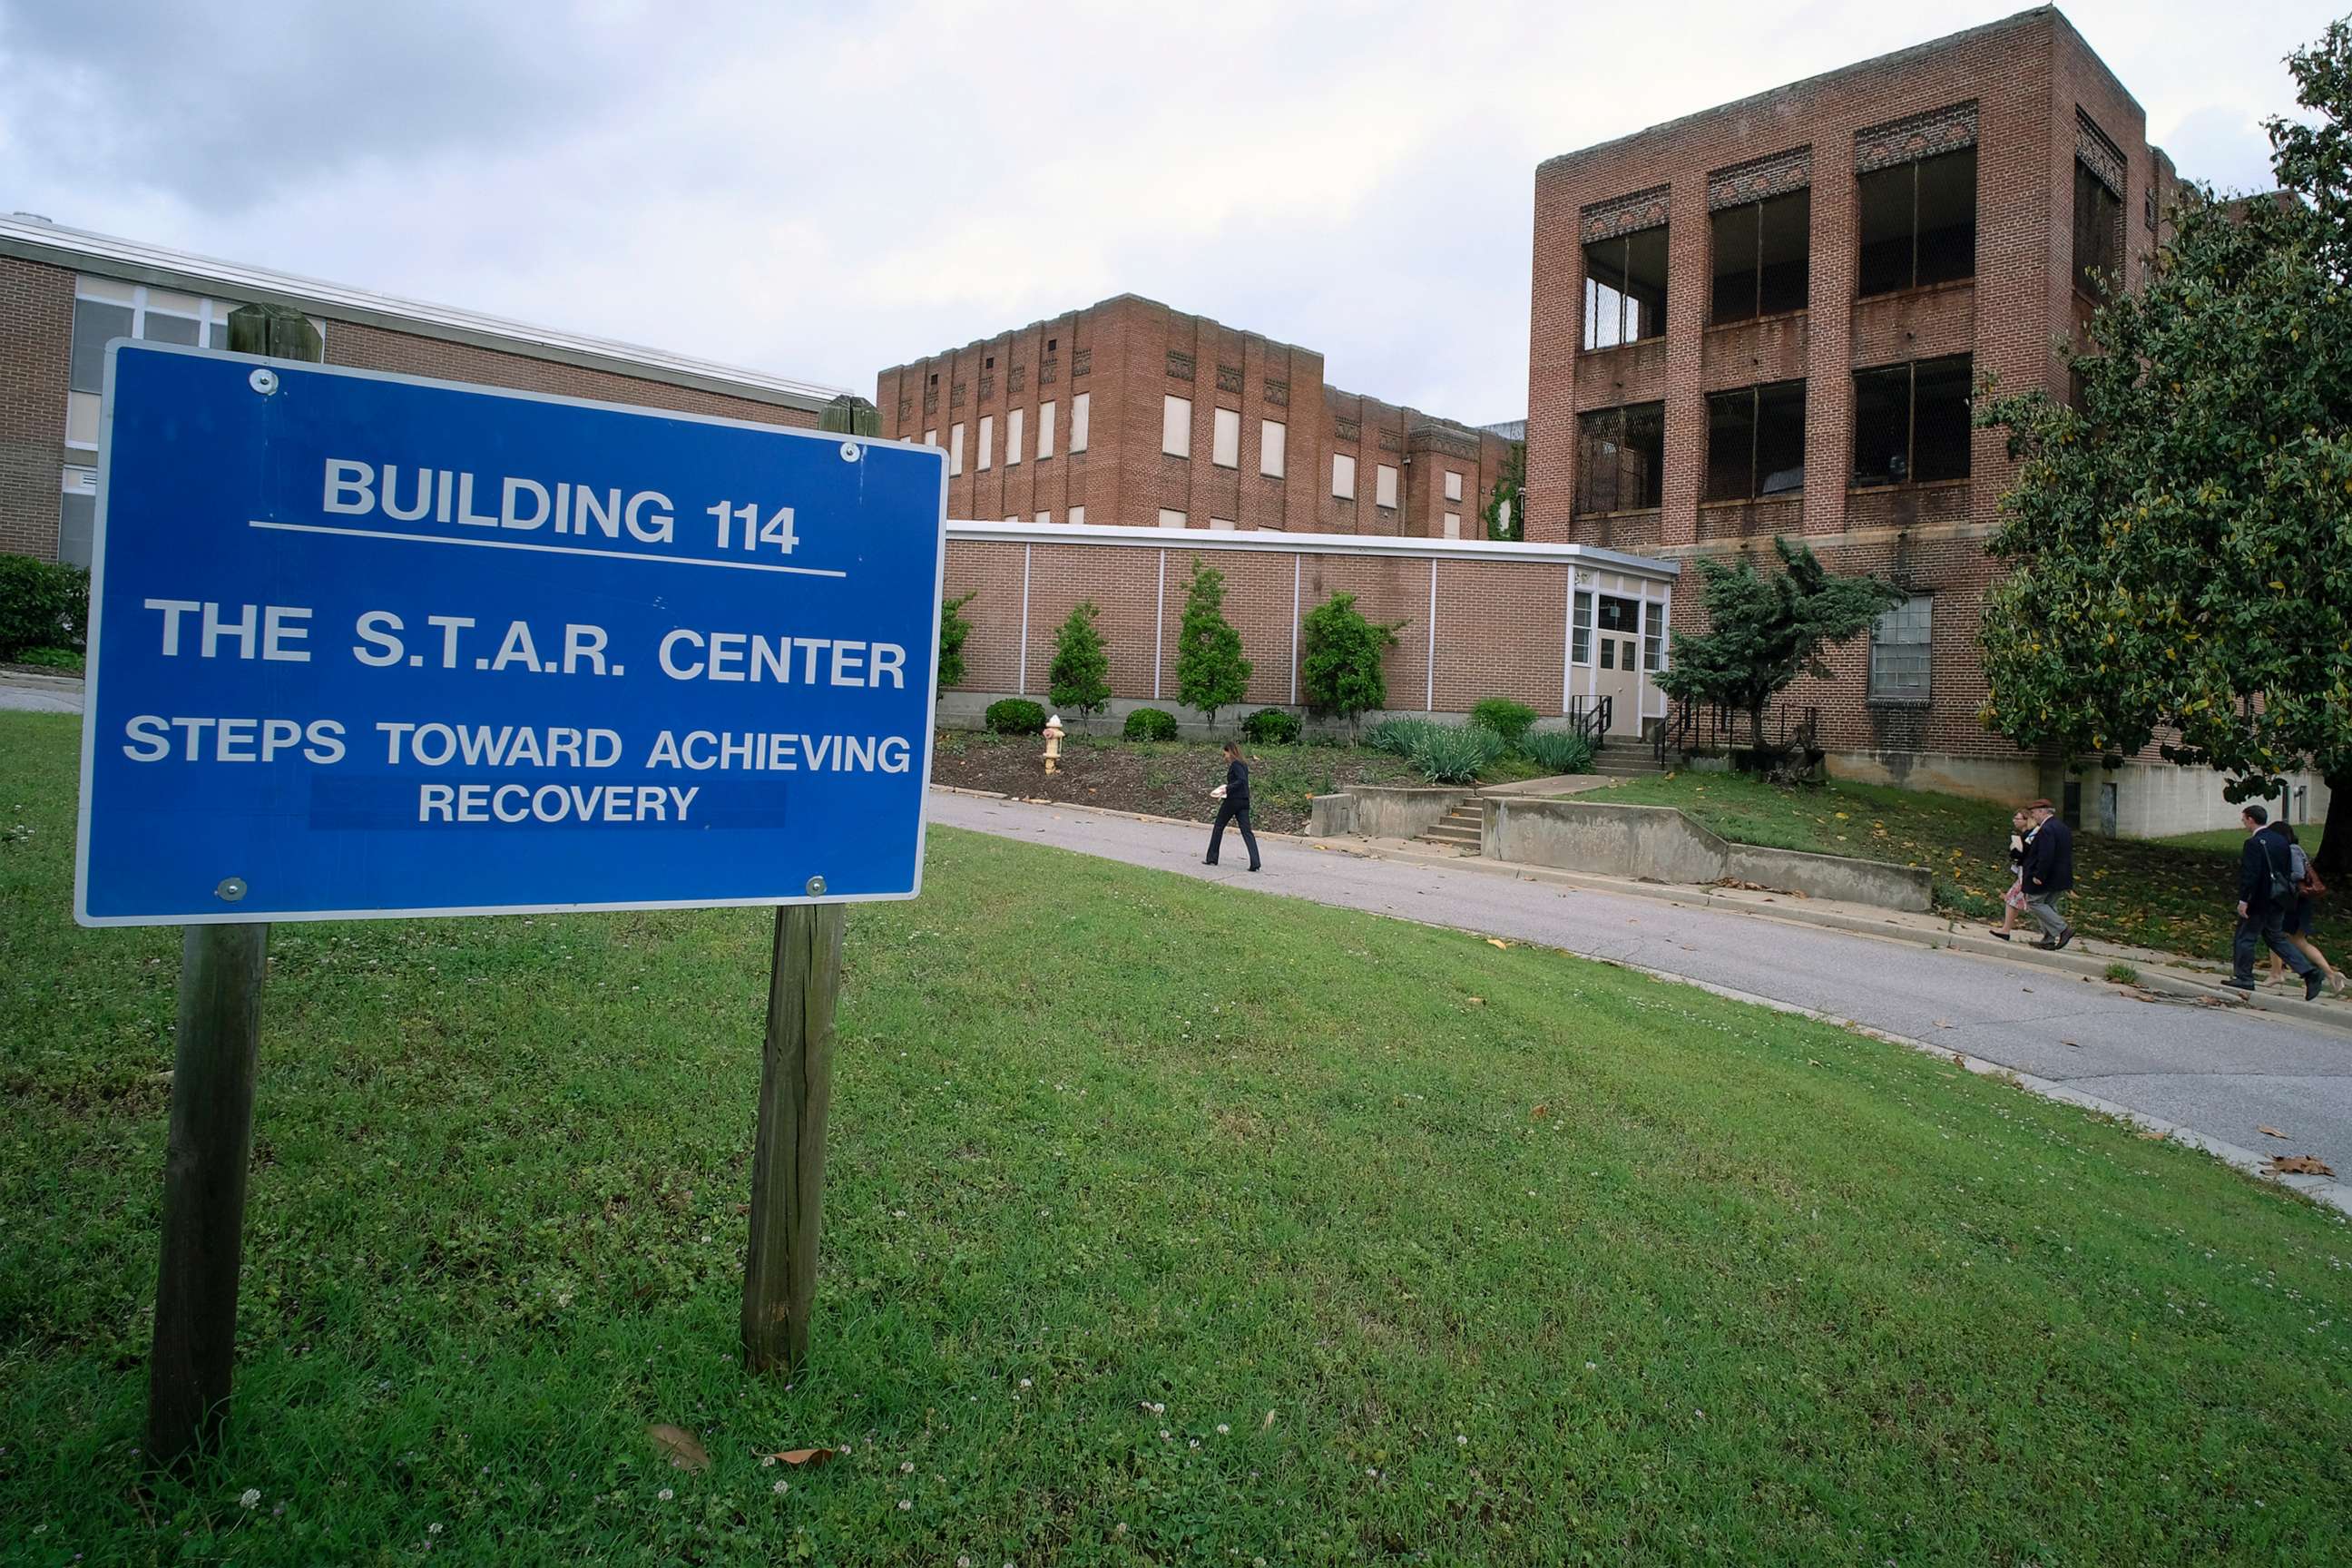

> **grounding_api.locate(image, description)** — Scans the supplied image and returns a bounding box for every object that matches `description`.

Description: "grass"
[5,710,2351,1564]
[1592,770,2306,961]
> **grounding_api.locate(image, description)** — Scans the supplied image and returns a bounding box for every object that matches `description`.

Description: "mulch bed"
[928,730,1415,834]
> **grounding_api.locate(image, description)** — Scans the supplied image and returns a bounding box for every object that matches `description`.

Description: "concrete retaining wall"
[1308,794,1356,837]
[1343,785,1470,840]
[1484,799,1934,912]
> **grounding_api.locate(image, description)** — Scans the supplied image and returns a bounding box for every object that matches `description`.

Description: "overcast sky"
[0,1,2336,423]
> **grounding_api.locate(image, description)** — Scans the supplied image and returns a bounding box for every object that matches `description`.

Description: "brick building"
[876,294,1516,543]
[0,214,844,566]
[1522,5,2324,833]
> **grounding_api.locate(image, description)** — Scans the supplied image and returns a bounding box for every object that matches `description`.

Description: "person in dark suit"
[2227,802,2321,998]
[1205,740,1261,871]
[2019,799,2074,949]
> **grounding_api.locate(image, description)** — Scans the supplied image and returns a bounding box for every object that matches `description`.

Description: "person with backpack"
[2228,802,2322,999]
[2264,820,2345,994]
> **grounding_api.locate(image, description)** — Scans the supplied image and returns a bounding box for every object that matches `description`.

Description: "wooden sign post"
[143,305,320,1468]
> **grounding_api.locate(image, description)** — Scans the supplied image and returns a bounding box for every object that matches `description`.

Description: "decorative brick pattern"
[1165,349,1195,381]
[1263,377,1289,407]
[1854,99,1977,173]
[1072,348,1091,377]
[1579,184,1671,243]
[1215,364,1242,395]
[1334,417,1360,443]
[1708,146,1812,210]
[2075,108,2124,195]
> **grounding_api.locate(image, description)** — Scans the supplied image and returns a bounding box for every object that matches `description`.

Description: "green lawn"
[1591,771,2309,961]
[4,710,2349,1565]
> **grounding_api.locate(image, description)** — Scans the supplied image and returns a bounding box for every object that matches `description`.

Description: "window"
[69,279,261,462]
[1162,394,1191,457]
[1259,419,1286,477]
[1004,407,1024,466]
[1444,470,1463,503]
[978,415,994,470]
[1869,594,1933,700]
[949,422,965,475]
[1596,595,1635,632]
[1038,400,1055,459]
[1036,511,1052,524]
[1857,146,1975,296]
[1583,224,1669,349]
[1852,357,1971,486]
[1069,505,1086,525]
[1703,379,1807,501]
[1711,187,1810,323]
[1573,403,1665,514]
[1158,509,1187,530]
[1332,453,1357,500]
[1211,407,1240,468]
[1210,516,1237,531]
[58,466,97,568]
[924,428,936,446]
[1443,512,1461,539]
[1642,602,1663,672]
[2073,160,2122,299]
[1572,589,1593,665]
[1070,392,1090,452]
[1375,464,1398,509]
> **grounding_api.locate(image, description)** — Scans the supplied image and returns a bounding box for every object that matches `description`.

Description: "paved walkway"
[0,671,83,714]
[931,789,2352,1207]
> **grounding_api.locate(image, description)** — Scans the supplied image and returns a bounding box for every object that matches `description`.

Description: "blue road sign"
[75,343,948,926]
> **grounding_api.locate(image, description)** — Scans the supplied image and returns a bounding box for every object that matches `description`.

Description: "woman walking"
[1204,740,1261,871]
[1988,808,2033,941]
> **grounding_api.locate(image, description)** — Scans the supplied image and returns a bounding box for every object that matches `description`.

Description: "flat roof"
[946,518,1678,579]
[0,213,846,415]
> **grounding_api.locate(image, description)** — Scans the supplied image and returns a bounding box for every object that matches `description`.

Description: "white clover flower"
[1216,1424,1230,1435]
[240,1489,261,1508]
[773,1480,789,1495]
[898,1499,913,1511]
[1019,1378,1032,1388]
[658,1488,673,1502]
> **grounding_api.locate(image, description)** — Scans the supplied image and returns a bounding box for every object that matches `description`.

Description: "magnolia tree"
[1657,536,1904,754]
[1975,21,2352,876]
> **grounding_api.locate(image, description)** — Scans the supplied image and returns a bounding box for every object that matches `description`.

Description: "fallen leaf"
[1465,996,1485,1006]
[1485,938,1510,950]
[1530,1103,1551,1119]
[765,1446,839,1468]
[1951,1053,1965,1066]
[648,1424,710,1472]
[2060,1039,2080,1048]
[1261,1408,1277,1429]
[2136,1129,2169,1141]
[1934,1019,1955,1030]
[2258,1125,2289,1140]
[2268,1154,2336,1177]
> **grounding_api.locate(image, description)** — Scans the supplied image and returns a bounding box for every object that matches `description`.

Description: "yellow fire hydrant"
[1043,712,1064,774]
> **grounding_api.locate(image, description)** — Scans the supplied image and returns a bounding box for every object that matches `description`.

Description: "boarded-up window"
[1573,403,1664,514]
[1037,400,1055,459]
[1162,395,1191,457]
[1004,407,1024,466]
[1376,464,1398,509]
[949,422,965,475]
[1212,407,1240,468]
[1443,512,1461,539]
[1259,419,1287,477]
[978,415,994,470]
[1444,470,1463,502]
[1332,453,1356,499]
[1070,392,1090,452]
[1158,508,1186,530]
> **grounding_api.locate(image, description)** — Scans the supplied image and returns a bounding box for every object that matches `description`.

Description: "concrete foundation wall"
[1485,798,1933,911]
[1825,750,2041,805]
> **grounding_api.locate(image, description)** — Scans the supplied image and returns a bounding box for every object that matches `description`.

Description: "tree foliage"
[1483,440,1526,542]
[1047,599,1112,727]
[936,591,975,691]
[1299,591,1402,737]
[1173,560,1252,729]
[1975,20,2352,872]
[1657,536,1905,750]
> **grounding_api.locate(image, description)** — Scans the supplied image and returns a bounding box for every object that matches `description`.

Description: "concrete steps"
[1592,740,1663,778]
[1415,804,1486,855]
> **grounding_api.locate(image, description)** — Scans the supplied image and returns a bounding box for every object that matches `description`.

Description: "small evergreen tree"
[1174,559,1252,730]
[1047,600,1112,728]
[1657,536,1905,752]
[1482,440,1525,542]
[1299,591,1402,739]
[936,591,975,690]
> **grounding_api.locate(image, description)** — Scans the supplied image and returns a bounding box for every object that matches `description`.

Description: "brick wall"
[1526,8,2167,764]
[878,293,1512,542]
[0,254,74,558]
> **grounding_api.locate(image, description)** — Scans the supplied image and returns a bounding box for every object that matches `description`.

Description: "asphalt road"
[931,789,2352,1182]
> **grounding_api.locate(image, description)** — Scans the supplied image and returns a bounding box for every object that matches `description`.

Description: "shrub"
[1519,730,1595,774]
[1046,600,1112,727]
[1300,592,1403,737]
[1173,560,1251,729]
[936,592,975,690]
[1123,707,1180,741]
[15,646,83,671]
[0,556,90,662]
[985,698,1047,735]
[1410,723,1506,785]
[1240,708,1301,745]
[1469,698,1539,746]
[1365,718,1442,758]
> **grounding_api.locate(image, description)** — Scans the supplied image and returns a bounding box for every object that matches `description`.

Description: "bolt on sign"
[77,337,945,1468]
[78,344,946,921]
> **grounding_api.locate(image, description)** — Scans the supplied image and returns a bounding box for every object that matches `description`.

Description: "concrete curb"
[0,668,85,693]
